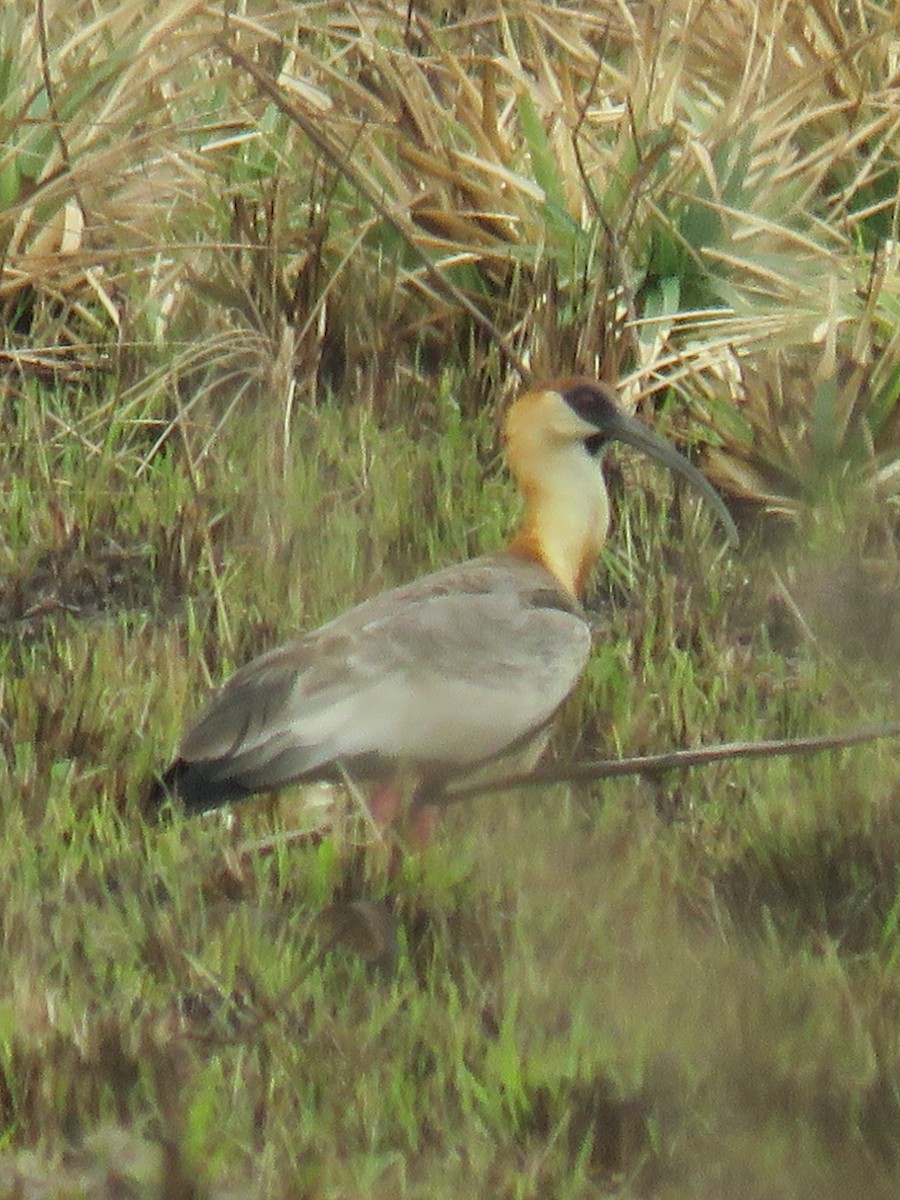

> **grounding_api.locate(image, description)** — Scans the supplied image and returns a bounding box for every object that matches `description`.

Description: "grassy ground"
[2,376,899,1199]
[2,2,900,1197]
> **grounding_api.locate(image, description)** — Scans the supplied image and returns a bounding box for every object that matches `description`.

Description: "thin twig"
[36,0,73,176]
[437,722,900,805]
[233,723,900,861]
[35,0,89,225]
[570,49,649,376]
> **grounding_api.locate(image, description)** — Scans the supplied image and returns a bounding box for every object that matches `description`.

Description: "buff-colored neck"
[506,433,610,599]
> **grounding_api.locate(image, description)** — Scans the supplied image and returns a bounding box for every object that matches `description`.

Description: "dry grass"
[2,2,900,1197]
[4,2,899,470]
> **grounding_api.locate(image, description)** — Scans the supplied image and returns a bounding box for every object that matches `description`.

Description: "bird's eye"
[584,434,607,457]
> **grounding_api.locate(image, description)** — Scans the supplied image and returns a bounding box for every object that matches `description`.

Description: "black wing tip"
[146,759,253,818]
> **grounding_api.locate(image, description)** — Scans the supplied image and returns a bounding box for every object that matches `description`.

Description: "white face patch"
[506,389,601,450]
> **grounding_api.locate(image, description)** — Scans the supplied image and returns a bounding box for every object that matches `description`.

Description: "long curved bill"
[605,409,739,546]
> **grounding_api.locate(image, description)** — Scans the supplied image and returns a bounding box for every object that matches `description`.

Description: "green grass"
[2,1,900,1196]
[2,368,899,1199]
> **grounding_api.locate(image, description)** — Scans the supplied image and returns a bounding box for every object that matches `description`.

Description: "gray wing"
[177,556,591,794]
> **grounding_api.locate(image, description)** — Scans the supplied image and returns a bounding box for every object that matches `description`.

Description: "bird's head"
[505,377,738,548]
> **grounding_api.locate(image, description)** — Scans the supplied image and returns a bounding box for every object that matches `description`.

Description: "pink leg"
[367,784,401,830]
[405,803,441,849]
[365,786,441,849]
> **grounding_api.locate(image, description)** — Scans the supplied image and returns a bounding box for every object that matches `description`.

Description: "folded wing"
[166,556,591,811]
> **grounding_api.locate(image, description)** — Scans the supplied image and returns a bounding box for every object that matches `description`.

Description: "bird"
[153,378,737,838]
